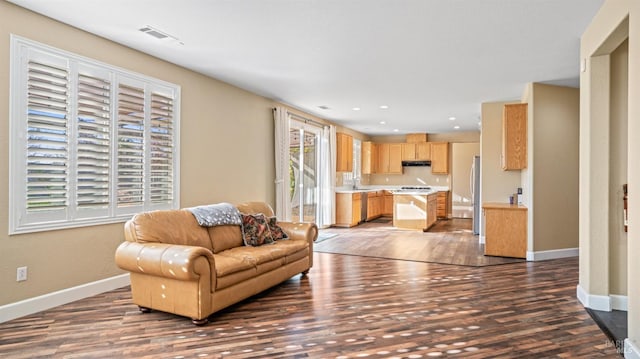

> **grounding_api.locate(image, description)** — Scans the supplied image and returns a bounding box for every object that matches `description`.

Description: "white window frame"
[9,35,181,234]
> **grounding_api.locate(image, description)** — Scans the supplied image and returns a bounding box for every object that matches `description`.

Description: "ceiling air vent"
[139,26,184,45]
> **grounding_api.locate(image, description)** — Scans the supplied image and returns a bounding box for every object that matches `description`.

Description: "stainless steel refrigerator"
[471,156,480,234]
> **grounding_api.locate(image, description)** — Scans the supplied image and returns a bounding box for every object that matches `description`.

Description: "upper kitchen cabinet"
[502,103,527,170]
[401,143,417,161]
[405,133,428,143]
[416,142,431,160]
[378,143,403,174]
[362,141,378,174]
[336,132,353,172]
[402,142,431,161]
[430,142,449,174]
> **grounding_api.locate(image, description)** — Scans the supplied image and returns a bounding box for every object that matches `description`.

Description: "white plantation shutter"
[116,82,146,209]
[25,60,70,212]
[149,91,175,205]
[76,71,111,211]
[10,36,180,234]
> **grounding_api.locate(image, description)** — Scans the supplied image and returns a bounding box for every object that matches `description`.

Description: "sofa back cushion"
[207,225,243,253]
[125,209,214,252]
[236,202,275,217]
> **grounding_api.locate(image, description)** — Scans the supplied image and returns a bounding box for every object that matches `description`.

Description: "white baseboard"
[479,235,485,244]
[611,294,628,311]
[625,339,640,359]
[526,247,579,261]
[0,274,130,323]
[576,284,612,311]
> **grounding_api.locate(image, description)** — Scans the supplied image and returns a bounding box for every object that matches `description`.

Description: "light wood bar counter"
[482,202,527,258]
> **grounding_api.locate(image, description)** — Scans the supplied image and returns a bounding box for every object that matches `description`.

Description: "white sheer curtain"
[318,125,336,228]
[273,107,291,221]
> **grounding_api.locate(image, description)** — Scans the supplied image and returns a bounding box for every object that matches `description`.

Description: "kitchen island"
[334,186,447,229]
[392,190,438,231]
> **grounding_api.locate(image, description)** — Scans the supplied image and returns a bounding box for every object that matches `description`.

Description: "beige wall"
[480,101,522,238]
[579,0,639,345]
[529,84,580,252]
[370,167,449,187]
[0,2,348,306]
[609,40,628,295]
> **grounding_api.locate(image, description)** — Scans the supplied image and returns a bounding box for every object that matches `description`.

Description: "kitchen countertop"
[335,186,449,194]
[482,202,527,210]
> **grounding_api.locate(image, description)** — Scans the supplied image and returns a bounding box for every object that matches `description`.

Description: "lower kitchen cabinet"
[383,191,394,215]
[335,192,361,227]
[436,191,449,219]
[483,203,527,258]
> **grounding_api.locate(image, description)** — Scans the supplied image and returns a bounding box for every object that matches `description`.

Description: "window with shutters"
[9,36,180,234]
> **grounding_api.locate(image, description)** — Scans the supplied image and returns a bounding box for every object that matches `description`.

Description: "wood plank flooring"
[0,254,618,358]
[317,218,524,266]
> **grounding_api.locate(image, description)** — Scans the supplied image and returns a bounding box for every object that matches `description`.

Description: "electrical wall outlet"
[16,266,27,282]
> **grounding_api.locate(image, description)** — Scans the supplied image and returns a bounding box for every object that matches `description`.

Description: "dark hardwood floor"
[0,253,618,358]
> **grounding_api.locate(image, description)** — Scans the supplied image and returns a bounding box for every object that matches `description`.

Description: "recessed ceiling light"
[393,129,399,132]
[318,105,330,110]
[449,116,456,121]
[380,121,386,125]
[352,107,361,111]
[380,105,389,109]
[454,125,460,130]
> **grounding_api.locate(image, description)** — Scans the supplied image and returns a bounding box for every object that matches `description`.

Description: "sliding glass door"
[289,122,321,223]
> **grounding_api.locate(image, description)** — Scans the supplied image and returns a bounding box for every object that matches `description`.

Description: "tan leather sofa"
[115,202,318,325]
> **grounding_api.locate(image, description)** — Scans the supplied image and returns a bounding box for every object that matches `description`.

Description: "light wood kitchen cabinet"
[383,191,394,215]
[402,142,431,161]
[416,142,431,160]
[378,143,403,174]
[366,191,381,221]
[335,192,361,227]
[336,132,353,172]
[401,143,417,161]
[430,142,449,174]
[483,203,527,258]
[406,133,428,143]
[362,141,378,174]
[502,103,527,170]
[436,191,449,219]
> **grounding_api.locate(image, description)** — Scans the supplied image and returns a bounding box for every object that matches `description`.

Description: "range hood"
[401,160,431,167]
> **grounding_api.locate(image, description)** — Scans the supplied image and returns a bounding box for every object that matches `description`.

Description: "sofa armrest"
[277,222,318,243]
[115,241,215,281]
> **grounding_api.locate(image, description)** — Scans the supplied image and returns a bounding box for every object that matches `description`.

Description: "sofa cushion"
[213,253,255,277]
[218,245,286,265]
[128,209,213,251]
[273,239,309,255]
[267,217,289,241]
[241,213,274,246]
[207,225,244,254]
[236,202,275,217]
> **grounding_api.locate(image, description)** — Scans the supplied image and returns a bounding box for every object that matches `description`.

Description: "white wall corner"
[0,274,130,324]
[479,235,485,244]
[576,284,612,311]
[610,294,628,311]
[527,247,579,261]
[625,339,640,359]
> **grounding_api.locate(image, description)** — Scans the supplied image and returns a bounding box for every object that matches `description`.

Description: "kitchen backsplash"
[369,166,450,186]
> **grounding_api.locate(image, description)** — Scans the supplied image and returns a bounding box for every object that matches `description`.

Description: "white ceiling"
[9,0,604,135]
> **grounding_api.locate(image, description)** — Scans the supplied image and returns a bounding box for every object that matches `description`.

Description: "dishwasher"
[360,191,368,223]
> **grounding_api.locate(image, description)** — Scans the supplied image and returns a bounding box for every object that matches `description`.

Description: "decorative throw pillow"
[267,216,289,241]
[241,213,274,246]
